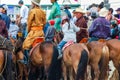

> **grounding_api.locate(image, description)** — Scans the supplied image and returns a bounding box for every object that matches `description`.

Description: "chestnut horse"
[79,38,109,80]
[28,41,62,80]
[106,39,120,79]
[87,41,109,80]
[62,43,89,80]
[0,35,15,80]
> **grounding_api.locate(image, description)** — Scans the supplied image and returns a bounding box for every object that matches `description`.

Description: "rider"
[22,0,46,64]
[48,0,61,32]
[88,8,111,42]
[57,15,80,59]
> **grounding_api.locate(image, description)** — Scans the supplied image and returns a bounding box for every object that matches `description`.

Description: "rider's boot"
[57,48,63,59]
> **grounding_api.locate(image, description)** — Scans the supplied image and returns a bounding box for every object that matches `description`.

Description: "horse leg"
[23,65,28,80]
[91,63,100,80]
[69,66,74,80]
[18,63,24,80]
[62,62,67,80]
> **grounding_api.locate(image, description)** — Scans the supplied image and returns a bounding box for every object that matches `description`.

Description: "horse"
[87,41,109,80]
[28,41,62,80]
[62,43,89,80]
[0,35,15,80]
[105,39,120,79]
[10,36,28,80]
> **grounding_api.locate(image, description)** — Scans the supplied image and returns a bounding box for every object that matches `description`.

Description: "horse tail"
[99,45,109,80]
[76,49,88,80]
[48,46,62,80]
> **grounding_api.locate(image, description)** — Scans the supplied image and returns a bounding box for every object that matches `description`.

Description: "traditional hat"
[31,0,41,6]
[116,8,120,11]
[74,7,85,14]
[99,8,108,17]
[49,20,55,25]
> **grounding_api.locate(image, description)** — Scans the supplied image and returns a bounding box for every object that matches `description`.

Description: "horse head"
[0,35,14,51]
[10,36,24,54]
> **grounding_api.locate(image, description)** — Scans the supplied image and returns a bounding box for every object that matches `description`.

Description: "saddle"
[62,40,74,51]
[32,37,44,47]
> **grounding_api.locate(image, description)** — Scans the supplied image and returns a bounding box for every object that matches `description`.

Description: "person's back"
[89,17,110,39]
[0,15,8,38]
[45,20,56,41]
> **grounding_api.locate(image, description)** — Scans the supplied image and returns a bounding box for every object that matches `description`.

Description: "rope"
[0,51,7,75]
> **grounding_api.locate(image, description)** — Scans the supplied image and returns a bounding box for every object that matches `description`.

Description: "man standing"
[18,0,29,38]
[75,7,88,43]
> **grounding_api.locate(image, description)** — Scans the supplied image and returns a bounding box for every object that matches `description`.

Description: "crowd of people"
[0,0,120,63]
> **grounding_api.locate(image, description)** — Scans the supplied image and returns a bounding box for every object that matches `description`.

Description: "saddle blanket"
[62,40,74,51]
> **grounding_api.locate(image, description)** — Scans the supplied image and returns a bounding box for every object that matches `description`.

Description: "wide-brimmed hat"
[116,8,120,11]
[74,7,85,14]
[99,8,108,17]
[31,0,41,6]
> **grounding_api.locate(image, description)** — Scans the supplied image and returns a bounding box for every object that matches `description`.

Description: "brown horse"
[28,41,62,80]
[0,35,15,80]
[10,37,28,80]
[87,41,109,80]
[105,39,120,79]
[62,43,89,80]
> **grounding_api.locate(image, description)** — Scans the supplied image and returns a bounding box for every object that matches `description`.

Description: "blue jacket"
[1,13,11,30]
[89,17,111,39]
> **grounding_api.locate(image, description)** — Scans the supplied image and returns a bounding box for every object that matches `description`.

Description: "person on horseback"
[57,15,80,59]
[48,0,61,32]
[0,6,8,38]
[22,0,46,64]
[88,8,111,42]
[45,20,56,42]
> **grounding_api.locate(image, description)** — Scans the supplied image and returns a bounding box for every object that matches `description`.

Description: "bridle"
[0,38,7,50]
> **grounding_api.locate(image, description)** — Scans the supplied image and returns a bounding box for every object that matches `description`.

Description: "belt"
[31,26,43,31]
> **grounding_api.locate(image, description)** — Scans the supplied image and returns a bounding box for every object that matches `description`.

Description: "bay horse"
[28,41,62,80]
[0,35,15,80]
[62,43,89,80]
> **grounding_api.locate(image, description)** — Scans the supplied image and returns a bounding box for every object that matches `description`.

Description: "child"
[45,20,56,42]
[8,20,19,39]
[57,15,80,59]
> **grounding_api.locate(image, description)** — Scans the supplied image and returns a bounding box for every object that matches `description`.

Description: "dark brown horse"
[62,43,89,80]
[28,41,62,80]
[0,35,15,80]
[10,37,28,80]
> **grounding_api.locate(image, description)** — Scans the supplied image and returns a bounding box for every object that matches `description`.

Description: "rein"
[0,51,7,75]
